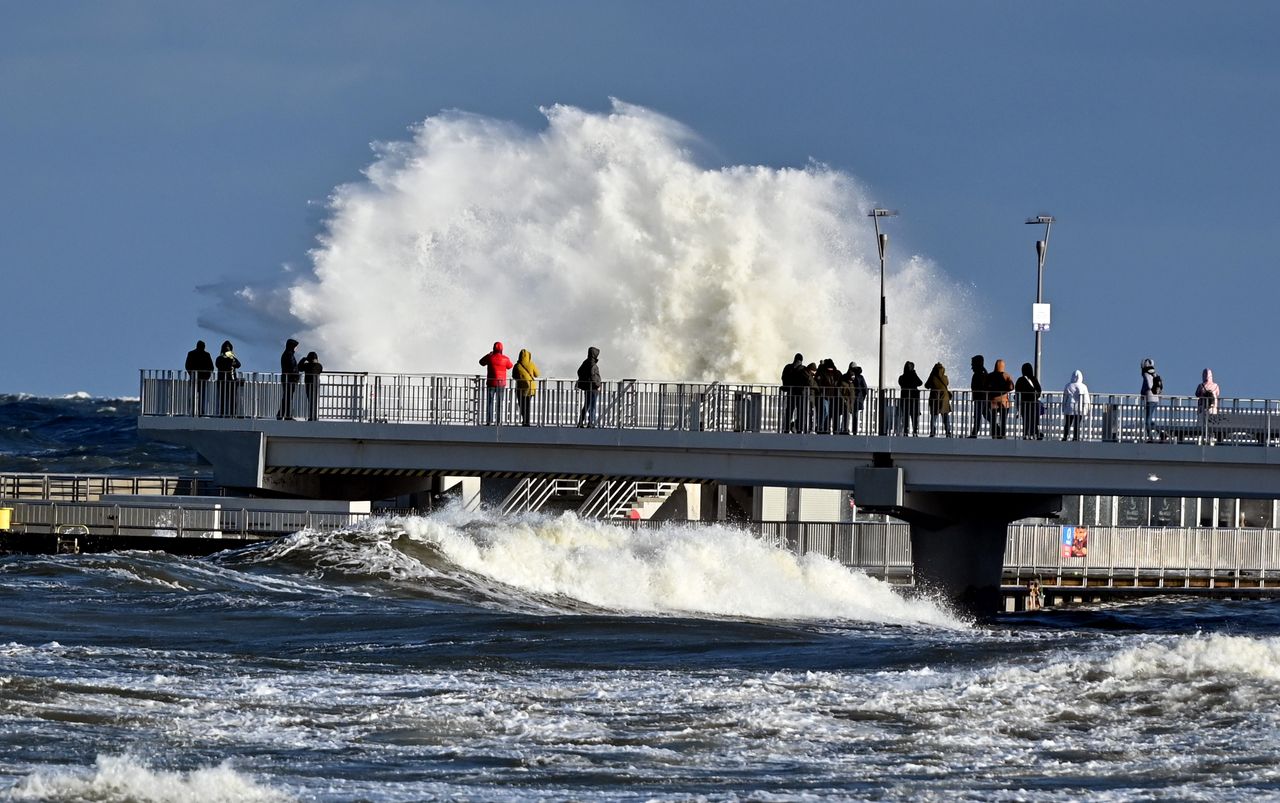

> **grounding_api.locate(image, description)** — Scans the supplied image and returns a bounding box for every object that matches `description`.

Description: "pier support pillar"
[854,466,1059,613]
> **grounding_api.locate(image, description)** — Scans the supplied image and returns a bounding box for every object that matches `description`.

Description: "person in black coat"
[215,341,241,417]
[277,338,300,420]
[575,346,602,427]
[298,351,323,421]
[967,355,989,438]
[897,361,923,436]
[845,362,869,435]
[1015,362,1043,440]
[780,353,805,433]
[184,340,214,416]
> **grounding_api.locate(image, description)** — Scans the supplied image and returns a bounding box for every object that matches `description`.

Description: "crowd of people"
[183,337,1225,438]
[778,353,1224,442]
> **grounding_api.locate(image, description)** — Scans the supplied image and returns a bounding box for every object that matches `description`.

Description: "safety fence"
[2,500,365,540]
[140,370,1280,447]
[0,473,214,502]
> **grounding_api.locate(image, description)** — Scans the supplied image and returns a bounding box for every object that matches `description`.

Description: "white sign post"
[1033,303,1051,332]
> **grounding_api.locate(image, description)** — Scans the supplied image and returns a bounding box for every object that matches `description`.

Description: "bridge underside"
[141,417,1280,612]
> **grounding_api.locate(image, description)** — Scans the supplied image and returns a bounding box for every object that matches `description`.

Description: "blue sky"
[3,2,1277,398]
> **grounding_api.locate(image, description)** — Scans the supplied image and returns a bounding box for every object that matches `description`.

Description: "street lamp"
[1025,214,1055,382]
[869,208,898,434]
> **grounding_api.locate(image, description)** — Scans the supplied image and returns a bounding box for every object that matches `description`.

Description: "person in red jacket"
[479,341,514,425]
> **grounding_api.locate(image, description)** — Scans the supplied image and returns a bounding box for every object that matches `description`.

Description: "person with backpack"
[1140,358,1162,442]
[1196,368,1221,444]
[575,347,602,428]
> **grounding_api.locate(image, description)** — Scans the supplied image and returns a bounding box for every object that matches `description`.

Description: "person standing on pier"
[184,340,214,417]
[576,346,602,427]
[514,349,540,427]
[215,341,241,417]
[988,359,1015,439]
[967,355,989,438]
[1140,358,1162,442]
[1016,362,1043,440]
[299,351,323,421]
[925,362,952,437]
[780,354,806,433]
[479,342,514,425]
[1196,368,1221,444]
[1062,370,1090,441]
[897,361,923,436]
[846,362,869,435]
[277,338,300,420]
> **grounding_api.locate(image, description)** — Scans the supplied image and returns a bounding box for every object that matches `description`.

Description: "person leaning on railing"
[299,351,323,421]
[215,341,241,418]
[988,359,1014,439]
[1196,368,1221,444]
[513,349,540,427]
[478,341,513,425]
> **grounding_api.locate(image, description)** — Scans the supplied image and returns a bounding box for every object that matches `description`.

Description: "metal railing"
[0,473,214,502]
[3,500,369,539]
[140,370,1280,447]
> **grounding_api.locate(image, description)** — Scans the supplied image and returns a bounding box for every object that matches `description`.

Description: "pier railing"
[141,369,1280,447]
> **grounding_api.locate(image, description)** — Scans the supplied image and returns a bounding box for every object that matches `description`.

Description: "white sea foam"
[5,754,288,802]
[220,100,972,382]
[389,509,962,627]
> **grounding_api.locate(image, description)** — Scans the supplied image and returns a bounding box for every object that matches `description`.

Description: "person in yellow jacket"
[513,349,540,426]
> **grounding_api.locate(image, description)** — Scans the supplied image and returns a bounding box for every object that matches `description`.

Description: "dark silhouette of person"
[299,351,323,421]
[845,362,869,435]
[897,361,923,436]
[277,338,300,420]
[967,355,989,438]
[184,340,214,416]
[215,341,241,417]
[988,359,1014,439]
[925,362,952,437]
[780,353,805,433]
[1015,362,1043,440]
[576,347,601,427]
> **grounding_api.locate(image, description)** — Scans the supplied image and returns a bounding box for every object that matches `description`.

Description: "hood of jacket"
[285,338,299,350]
[517,349,531,364]
[587,347,599,362]
[493,341,504,353]
[1071,370,1084,384]
[1142,358,1155,372]
[1203,368,1214,383]
[993,359,1006,374]
[929,363,947,381]
[1021,362,1034,378]
[903,361,915,372]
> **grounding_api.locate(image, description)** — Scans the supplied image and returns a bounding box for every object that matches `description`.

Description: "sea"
[1,394,1279,802]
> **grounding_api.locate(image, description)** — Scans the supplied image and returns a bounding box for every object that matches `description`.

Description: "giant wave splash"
[246,508,964,628]
[217,100,972,382]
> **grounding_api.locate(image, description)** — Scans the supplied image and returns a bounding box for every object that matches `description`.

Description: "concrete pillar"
[908,517,1011,614]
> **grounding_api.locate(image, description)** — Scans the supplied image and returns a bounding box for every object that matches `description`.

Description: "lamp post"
[869,208,898,434]
[1025,214,1055,382]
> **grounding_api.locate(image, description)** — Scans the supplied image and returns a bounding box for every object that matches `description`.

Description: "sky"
[2,2,1278,398]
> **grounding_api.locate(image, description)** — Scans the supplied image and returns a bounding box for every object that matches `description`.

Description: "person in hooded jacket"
[1139,358,1160,442]
[1196,368,1221,444]
[298,351,323,421]
[215,341,241,417]
[803,363,819,432]
[277,338,300,420]
[967,355,989,438]
[513,349,540,427]
[479,342,514,425]
[897,361,923,436]
[987,359,1014,439]
[1015,362,1043,440]
[780,353,806,433]
[185,340,215,416]
[925,362,952,437]
[1062,370,1091,441]
[816,359,841,433]
[845,362,869,435]
[576,347,602,427]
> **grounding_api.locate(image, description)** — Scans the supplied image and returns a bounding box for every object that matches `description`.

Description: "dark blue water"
[2,397,1279,801]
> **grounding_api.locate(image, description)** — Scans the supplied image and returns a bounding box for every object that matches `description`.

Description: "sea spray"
[236,100,972,382]
[391,509,962,627]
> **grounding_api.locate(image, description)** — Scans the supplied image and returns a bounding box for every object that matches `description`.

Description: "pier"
[133,370,1280,611]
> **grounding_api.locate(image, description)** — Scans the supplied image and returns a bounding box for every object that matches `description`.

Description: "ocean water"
[2,398,1280,801]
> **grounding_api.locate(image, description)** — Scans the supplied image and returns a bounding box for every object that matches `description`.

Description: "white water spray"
[269,100,971,381]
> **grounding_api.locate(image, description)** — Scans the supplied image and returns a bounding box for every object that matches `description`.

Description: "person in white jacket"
[1062,370,1091,442]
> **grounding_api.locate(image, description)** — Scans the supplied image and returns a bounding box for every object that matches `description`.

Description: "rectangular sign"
[1060,525,1088,558]
[1033,303,1051,332]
